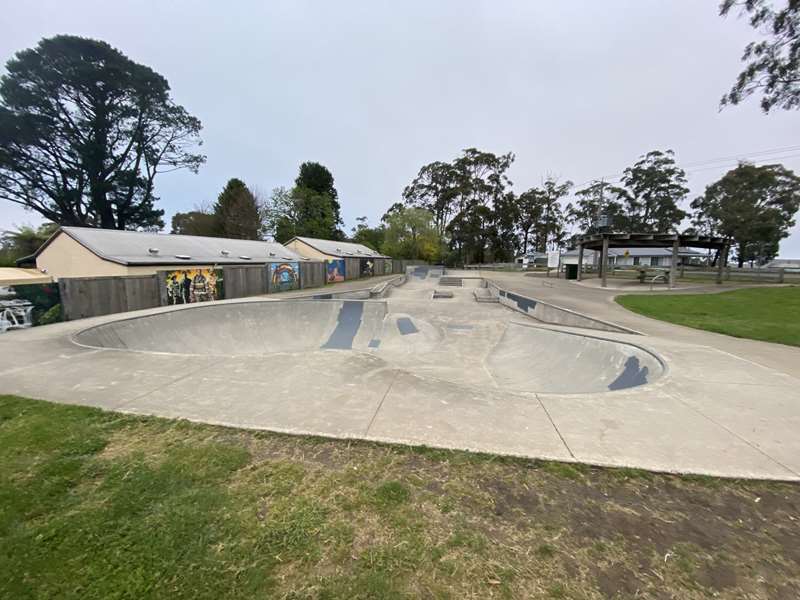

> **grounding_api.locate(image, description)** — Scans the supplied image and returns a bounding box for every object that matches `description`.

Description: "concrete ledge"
[485,279,640,335]
[473,288,498,303]
[369,274,408,298]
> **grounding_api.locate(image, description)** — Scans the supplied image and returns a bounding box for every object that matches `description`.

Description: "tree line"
[170,161,345,242]
[380,147,799,267]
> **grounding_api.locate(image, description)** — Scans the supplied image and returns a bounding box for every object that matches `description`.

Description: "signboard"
[547,251,560,269]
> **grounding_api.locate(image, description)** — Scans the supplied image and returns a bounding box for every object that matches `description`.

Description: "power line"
[575,144,800,188]
[685,152,800,175]
[680,144,800,169]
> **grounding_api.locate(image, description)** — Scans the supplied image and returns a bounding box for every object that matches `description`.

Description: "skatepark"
[1,267,798,480]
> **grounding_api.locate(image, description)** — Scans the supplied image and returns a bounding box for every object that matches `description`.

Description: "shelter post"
[600,236,609,288]
[669,239,679,289]
[716,242,728,284]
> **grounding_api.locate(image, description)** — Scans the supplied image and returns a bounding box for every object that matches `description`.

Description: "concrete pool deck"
[1,271,799,481]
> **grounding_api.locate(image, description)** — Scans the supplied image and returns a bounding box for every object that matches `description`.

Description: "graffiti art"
[269,262,300,292]
[165,268,222,305]
[360,258,374,277]
[326,259,345,283]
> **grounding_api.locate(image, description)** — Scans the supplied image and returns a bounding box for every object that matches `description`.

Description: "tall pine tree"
[213,179,261,239]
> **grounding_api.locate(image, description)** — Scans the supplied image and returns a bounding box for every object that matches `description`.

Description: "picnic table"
[0,299,33,333]
[634,267,669,284]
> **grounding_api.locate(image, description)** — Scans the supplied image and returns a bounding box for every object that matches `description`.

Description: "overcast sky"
[2,1,799,256]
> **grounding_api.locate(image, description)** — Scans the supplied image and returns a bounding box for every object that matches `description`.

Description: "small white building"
[561,247,705,267]
[514,251,548,268]
[766,258,800,271]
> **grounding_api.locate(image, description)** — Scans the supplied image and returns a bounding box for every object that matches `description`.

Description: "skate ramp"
[73,300,386,355]
[73,298,663,393]
[486,322,664,393]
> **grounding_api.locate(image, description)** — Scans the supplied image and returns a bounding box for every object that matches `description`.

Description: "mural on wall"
[0,282,62,330]
[269,262,300,292]
[165,268,223,304]
[360,258,374,277]
[326,259,345,283]
[384,260,392,274]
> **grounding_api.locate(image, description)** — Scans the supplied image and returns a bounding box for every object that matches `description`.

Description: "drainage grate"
[432,290,454,299]
[438,277,462,287]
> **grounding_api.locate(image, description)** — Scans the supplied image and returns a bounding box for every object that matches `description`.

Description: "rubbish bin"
[565,264,578,280]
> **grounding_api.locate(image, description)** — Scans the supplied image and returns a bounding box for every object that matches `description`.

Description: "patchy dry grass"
[1,394,799,599]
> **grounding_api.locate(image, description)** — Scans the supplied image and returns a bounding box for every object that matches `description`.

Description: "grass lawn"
[616,286,800,346]
[2,395,799,599]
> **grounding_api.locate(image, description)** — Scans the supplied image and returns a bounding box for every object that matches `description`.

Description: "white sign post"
[547,251,560,268]
[547,251,560,278]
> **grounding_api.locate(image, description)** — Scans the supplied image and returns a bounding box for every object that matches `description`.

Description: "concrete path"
[1,271,798,481]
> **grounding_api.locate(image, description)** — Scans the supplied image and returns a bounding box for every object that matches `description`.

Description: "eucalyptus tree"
[720,0,800,112]
[403,148,514,263]
[620,150,688,232]
[566,180,629,233]
[691,162,800,266]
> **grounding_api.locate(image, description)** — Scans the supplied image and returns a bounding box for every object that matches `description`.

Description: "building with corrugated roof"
[283,236,389,260]
[561,246,705,267]
[21,226,306,279]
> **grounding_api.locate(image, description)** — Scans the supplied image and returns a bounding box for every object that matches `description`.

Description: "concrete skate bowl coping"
[72,299,665,394]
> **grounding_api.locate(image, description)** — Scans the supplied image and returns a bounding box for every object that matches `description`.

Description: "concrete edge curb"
[485,278,644,336]
[507,318,670,381]
[68,296,391,351]
[103,406,800,483]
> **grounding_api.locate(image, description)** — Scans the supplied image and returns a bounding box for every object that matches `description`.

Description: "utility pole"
[593,179,606,272]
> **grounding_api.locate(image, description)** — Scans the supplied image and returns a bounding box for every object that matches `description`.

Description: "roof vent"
[335,247,342,252]
[175,254,191,260]
[148,247,159,255]
[220,249,230,256]
[268,251,276,257]
[239,255,251,260]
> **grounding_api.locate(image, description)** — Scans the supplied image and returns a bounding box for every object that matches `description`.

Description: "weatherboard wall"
[300,261,326,289]
[59,274,161,320]
[344,258,361,281]
[223,265,267,299]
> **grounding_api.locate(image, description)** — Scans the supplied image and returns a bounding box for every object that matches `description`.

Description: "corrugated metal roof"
[41,227,307,266]
[562,247,704,258]
[290,236,389,258]
[0,268,53,285]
